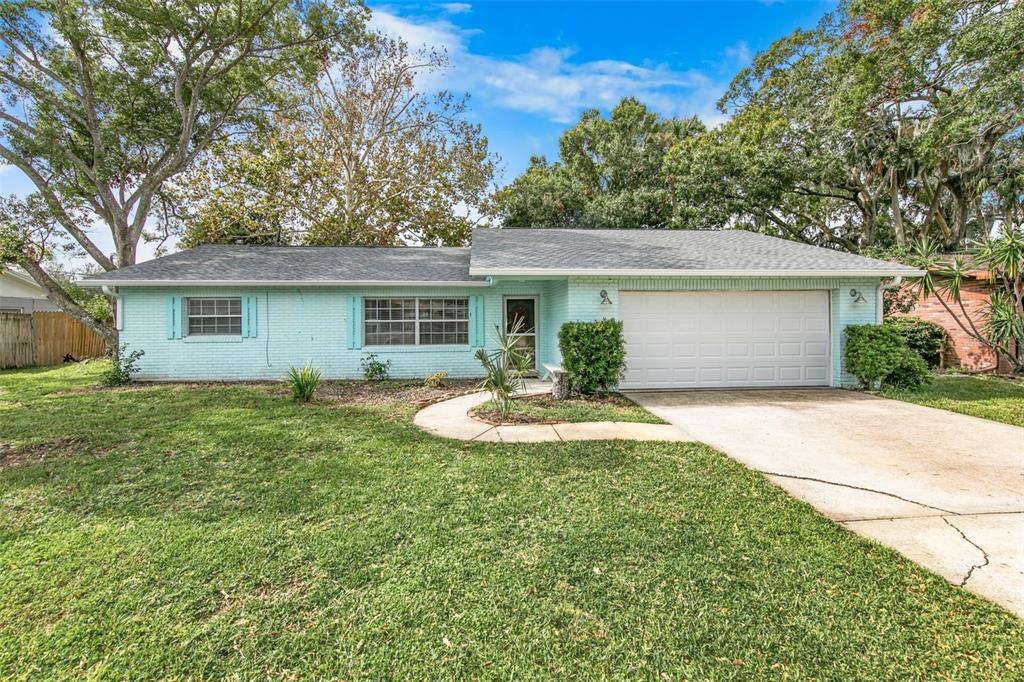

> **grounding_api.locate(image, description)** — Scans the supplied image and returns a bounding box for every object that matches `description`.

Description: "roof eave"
[469,268,925,278]
[79,279,490,288]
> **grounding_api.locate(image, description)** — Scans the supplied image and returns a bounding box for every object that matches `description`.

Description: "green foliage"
[911,227,1024,371]
[100,344,144,387]
[882,374,1024,428]
[4,364,1024,678]
[423,371,448,388]
[883,285,918,318]
[558,319,626,395]
[475,317,531,421]
[360,354,391,381]
[174,33,495,248]
[286,363,322,403]
[885,349,932,391]
[844,325,907,389]
[0,0,365,265]
[493,98,705,229]
[885,317,947,368]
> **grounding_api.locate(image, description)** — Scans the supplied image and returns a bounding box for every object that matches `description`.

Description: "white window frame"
[186,297,242,336]
[364,297,470,346]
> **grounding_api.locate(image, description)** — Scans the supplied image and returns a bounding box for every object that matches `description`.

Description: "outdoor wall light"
[849,288,866,303]
[599,289,613,305]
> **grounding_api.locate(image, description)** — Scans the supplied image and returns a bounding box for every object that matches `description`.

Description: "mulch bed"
[315,379,480,406]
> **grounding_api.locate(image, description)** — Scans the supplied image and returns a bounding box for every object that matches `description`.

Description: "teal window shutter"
[242,295,257,338]
[249,295,258,338]
[346,296,363,349]
[469,295,485,347]
[241,297,250,338]
[353,296,362,349]
[166,296,182,339]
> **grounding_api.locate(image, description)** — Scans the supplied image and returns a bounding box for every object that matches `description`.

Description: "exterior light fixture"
[849,288,866,303]
[599,289,613,305]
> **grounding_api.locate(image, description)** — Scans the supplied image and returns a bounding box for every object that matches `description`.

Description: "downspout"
[877,276,903,324]
[101,286,122,331]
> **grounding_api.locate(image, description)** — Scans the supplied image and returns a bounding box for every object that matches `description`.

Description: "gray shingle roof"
[81,229,920,287]
[469,228,921,276]
[81,245,477,285]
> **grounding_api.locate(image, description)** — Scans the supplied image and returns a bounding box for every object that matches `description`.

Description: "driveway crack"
[941,517,990,587]
[757,470,958,515]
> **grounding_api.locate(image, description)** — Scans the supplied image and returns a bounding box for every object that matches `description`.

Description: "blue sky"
[0,1,836,263]
[368,1,837,182]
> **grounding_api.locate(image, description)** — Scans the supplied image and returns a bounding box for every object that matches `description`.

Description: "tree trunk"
[889,168,906,247]
[19,259,119,351]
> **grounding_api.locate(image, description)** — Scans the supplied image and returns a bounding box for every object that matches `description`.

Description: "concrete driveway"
[629,389,1024,617]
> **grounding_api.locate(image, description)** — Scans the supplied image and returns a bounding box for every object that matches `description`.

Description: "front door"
[504,297,538,373]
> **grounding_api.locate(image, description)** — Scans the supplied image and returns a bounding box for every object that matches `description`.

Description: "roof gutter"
[79,279,493,288]
[470,268,926,278]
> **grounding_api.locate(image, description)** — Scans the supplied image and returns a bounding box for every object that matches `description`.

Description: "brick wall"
[894,280,1015,372]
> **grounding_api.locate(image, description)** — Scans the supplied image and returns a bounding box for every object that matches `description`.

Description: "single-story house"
[80,228,921,389]
[1,266,61,313]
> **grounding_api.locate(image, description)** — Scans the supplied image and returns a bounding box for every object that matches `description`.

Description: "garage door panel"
[620,291,830,389]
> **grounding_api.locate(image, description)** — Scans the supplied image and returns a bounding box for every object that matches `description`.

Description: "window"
[364,297,469,345]
[187,297,241,336]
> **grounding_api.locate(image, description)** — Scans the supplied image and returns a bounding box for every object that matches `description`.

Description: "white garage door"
[619,291,830,389]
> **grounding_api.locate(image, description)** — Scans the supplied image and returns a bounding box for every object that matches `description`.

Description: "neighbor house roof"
[80,245,480,286]
[80,229,921,287]
[468,229,922,277]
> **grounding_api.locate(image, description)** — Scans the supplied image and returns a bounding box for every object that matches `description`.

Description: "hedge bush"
[844,325,906,389]
[845,324,932,390]
[885,317,946,367]
[885,349,932,390]
[558,319,626,394]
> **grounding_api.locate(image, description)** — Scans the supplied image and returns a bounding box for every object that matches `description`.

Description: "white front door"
[619,290,830,389]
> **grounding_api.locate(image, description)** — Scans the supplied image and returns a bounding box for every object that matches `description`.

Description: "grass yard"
[1,364,1023,680]
[882,373,1024,427]
[473,393,665,425]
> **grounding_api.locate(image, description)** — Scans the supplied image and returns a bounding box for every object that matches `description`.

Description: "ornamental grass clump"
[287,363,322,403]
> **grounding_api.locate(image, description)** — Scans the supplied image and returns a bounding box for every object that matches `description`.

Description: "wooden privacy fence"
[0,311,107,369]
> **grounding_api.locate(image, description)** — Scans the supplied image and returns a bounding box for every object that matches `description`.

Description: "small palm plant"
[287,363,322,403]
[475,316,532,421]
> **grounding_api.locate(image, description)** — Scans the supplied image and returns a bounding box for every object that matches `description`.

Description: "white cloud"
[369,7,731,125]
[439,3,472,14]
[724,41,752,67]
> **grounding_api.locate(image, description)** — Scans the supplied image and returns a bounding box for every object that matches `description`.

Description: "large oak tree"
[0,0,367,346]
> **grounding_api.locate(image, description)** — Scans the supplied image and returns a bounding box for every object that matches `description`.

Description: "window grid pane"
[364,297,469,346]
[187,297,242,336]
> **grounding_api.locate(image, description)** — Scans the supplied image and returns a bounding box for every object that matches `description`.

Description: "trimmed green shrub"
[885,317,946,367]
[287,363,322,402]
[885,348,932,390]
[558,319,626,394]
[844,324,906,389]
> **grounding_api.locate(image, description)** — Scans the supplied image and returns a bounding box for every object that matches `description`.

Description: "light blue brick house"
[81,229,920,388]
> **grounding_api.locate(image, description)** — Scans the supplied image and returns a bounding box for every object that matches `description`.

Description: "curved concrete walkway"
[413,390,688,443]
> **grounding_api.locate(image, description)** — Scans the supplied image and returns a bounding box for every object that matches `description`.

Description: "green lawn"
[882,374,1024,427]
[1,364,1022,680]
[474,393,664,424]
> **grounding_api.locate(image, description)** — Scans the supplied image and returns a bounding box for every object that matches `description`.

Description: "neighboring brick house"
[896,268,1018,372]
